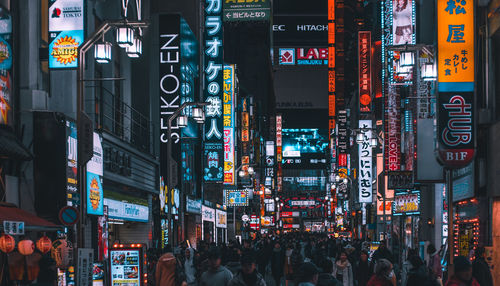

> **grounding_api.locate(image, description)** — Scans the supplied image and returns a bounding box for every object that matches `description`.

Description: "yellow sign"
[438,0,474,83]
[51,35,79,65]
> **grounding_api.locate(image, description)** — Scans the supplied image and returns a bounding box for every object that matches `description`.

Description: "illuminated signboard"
[278,48,328,66]
[436,0,475,168]
[0,9,12,126]
[358,31,372,113]
[437,0,474,87]
[109,249,141,286]
[337,110,348,167]
[223,0,270,22]
[273,15,328,46]
[216,209,227,228]
[223,65,235,184]
[48,0,84,68]
[87,133,103,216]
[282,128,328,169]
[358,120,373,203]
[276,115,283,192]
[384,86,401,171]
[284,197,323,209]
[393,192,420,215]
[224,189,249,206]
[328,0,336,138]
[204,0,224,182]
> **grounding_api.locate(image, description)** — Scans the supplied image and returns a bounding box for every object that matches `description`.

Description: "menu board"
[110,249,141,286]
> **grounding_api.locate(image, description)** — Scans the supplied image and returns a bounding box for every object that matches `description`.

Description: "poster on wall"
[86,132,103,216]
[204,0,224,182]
[392,0,415,46]
[48,0,84,68]
[0,7,12,125]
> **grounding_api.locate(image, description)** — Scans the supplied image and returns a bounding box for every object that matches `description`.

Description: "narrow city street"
[0,0,498,285]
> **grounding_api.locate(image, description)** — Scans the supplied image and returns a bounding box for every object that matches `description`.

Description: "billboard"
[204,0,224,182]
[277,48,328,66]
[358,32,372,113]
[392,0,415,46]
[48,0,84,69]
[358,120,373,203]
[273,15,328,46]
[281,129,328,169]
[86,133,103,216]
[393,192,420,215]
[223,0,270,22]
[328,0,336,138]
[224,189,249,206]
[0,8,11,125]
[223,65,235,185]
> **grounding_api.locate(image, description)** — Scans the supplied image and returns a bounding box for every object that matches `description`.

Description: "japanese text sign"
[204,0,224,182]
[223,65,235,185]
[358,31,372,113]
[438,0,474,86]
[358,120,373,203]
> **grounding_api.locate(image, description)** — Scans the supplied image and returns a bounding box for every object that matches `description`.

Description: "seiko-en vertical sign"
[159,14,181,191]
[48,0,84,68]
[204,0,224,182]
[358,120,372,203]
[223,65,235,185]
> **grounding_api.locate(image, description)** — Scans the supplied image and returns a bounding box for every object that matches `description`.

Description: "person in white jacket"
[332,251,353,286]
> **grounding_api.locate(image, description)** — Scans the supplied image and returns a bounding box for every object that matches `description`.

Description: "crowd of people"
[148,233,493,286]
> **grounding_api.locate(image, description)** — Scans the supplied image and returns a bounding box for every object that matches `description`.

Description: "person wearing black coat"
[355,250,373,286]
[271,241,285,286]
[472,247,493,286]
[318,258,342,286]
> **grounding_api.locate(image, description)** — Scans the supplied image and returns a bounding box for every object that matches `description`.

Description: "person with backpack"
[426,244,442,285]
[156,245,187,286]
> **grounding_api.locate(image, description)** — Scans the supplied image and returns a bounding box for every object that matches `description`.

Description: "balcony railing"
[87,85,154,155]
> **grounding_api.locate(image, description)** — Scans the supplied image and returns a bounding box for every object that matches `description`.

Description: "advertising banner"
[452,162,474,202]
[223,0,270,22]
[201,205,215,222]
[223,65,235,185]
[393,192,420,215]
[216,209,227,228]
[437,0,474,88]
[66,120,78,196]
[0,9,11,125]
[103,198,149,222]
[273,15,328,46]
[328,0,336,139]
[437,92,474,167]
[358,32,372,113]
[392,0,415,46]
[86,132,103,216]
[337,110,348,167]
[384,86,401,171]
[224,189,249,206]
[109,249,141,286]
[204,0,224,182]
[159,14,182,204]
[278,47,328,66]
[358,120,373,203]
[48,0,84,68]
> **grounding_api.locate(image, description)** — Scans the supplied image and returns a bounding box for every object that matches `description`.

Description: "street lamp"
[126,36,143,58]
[176,115,188,128]
[400,51,414,67]
[94,41,112,63]
[421,62,437,81]
[116,26,135,47]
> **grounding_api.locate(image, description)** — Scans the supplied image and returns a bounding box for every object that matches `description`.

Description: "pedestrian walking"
[156,245,186,286]
[472,247,493,286]
[332,251,354,286]
[444,256,479,286]
[317,258,342,286]
[354,250,373,286]
[228,253,267,286]
[184,248,198,286]
[200,247,234,286]
[367,259,394,286]
[372,241,393,264]
[296,262,320,286]
[426,244,442,285]
[284,244,295,286]
[271,241,285,286]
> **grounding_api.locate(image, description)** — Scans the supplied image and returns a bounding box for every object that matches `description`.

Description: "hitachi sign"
[296,24,328,31]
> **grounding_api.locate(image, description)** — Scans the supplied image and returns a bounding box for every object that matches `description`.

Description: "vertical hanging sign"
[358,120,372,203]
[159,14,181,198]
[204,0,224,182]
[223,65,235,185]
[48,0,84,69]
[384,86,401,171]
[358,31,372,113]
[436,0,474,168]
[328,0,336,138]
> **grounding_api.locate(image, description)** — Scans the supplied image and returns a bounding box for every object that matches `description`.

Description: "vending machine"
[109,244,147,286]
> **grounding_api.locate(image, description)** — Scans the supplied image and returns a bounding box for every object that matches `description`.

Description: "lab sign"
[278,48,328,66]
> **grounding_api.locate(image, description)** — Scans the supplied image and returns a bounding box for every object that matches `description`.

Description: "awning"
[0,125,33,161]
[0,203,62,232]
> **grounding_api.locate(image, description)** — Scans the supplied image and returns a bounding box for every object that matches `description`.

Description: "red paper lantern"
[18,239,34,256]
[0,234,15,253]
[36,236,52,254]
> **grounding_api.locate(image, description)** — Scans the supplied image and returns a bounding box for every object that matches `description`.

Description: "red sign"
[281,212,293,217]
[296,48,328,60]
[338,154,347,167]
[385,87,401,171]
[328,0,335,139]
[358,31,372,113]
